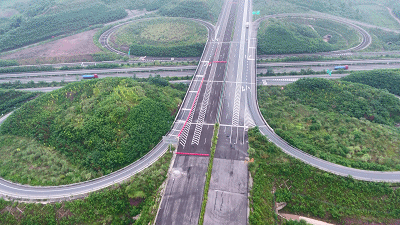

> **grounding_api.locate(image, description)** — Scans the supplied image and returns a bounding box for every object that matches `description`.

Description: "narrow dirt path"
[385,6,400,28]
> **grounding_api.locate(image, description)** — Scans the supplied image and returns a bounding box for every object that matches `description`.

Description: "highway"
[155,0,255,223]
[0,65,196,79]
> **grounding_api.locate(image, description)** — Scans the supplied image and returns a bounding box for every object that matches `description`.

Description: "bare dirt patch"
[129,198,144,206]
[0,29,102,64]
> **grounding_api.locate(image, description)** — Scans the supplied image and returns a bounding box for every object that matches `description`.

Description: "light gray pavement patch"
[209,158,248,195]
[155,156,209,225]
[204,189,248,225]
[0,112,13,125]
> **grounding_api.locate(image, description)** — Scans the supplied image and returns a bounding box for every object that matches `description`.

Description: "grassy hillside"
[112,18,207,57]
[0,77,185,185]
[0,89,38,115]
[0,3,127,52]
[284,17,361,51]
[159,0,223,23]
[257,20,334,54]
[0,152,172,225]
[253,0,400,28]
[341,69,400,96]
[257,79,400,171]
[248,128,400,225]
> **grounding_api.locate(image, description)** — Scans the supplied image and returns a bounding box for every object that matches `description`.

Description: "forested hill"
[341,69,400,96]
[286,78,400,126]
[0,78,185,175]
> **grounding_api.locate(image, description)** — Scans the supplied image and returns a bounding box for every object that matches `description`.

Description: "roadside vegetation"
[0,74,192,90]
[112,18,207,57]
[199,124,219,224]
[0,59,198,74]
[248,128,400,225]
[341,69,400,96]
[0,59,18,67]
[0,89,38,116]
[0,152,172,225]
[0,77,185,185]
[257,79,400,171]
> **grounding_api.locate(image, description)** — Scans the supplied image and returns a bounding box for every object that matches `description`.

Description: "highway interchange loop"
[99,17,215,57]
[0,12,399,203]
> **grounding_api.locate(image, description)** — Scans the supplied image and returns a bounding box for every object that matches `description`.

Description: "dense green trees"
[342,69,400,96]
[286,78,400,125]
[0,78,185,177]
[248,128,400,224]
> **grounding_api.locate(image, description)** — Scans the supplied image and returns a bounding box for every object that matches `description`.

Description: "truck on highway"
[82,74,98,79]
[334,65,348,70]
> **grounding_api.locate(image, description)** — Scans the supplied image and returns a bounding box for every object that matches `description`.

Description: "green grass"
[257,80,400,171]
[284,17,361,51]
[0,135,89,185]
[367,28,400,51]
[0,152,172,225]
[0,89,38,115]
[253,0,400,29]
[0,77,185,185]
[112,18,207,57]
[114,18,206,47]
[248,128,400,224]
[355,4,400,30]
[158,0,222,23]
[257,19,334,54]
[0,3,127,52]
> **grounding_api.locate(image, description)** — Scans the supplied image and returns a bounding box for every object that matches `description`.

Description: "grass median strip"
[198,123,219,225]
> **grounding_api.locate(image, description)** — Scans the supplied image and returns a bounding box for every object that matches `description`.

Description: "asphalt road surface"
[203,0,254,223]
[156,0,236,223]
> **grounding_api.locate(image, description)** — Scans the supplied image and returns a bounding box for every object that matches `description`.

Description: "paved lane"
[155,0,236,224]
